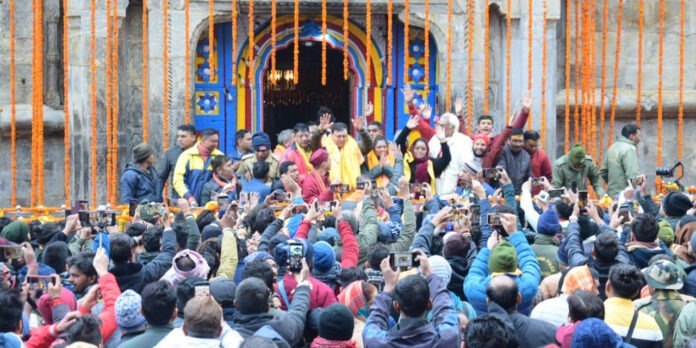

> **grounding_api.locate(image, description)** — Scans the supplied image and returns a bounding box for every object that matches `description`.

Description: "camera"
[656,161,682,178]
[78,210,118,228]
[389,251,420,269]
[548,189,564,199]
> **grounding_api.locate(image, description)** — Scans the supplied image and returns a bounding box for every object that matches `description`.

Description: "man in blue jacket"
[120,143,162,204]
[362,250,461,348]
[464,204,541,316]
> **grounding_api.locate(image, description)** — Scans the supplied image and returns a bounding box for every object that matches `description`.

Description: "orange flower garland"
[505,0,511,124]
[445,0,453,109]
[293,0,299,84]
[37,0,45,206]
[343,0,349,80]
[598,0,608,155]
[635,0,643,126]
[366,0,372,87]
[541,0,547,148]
[143,0,149,142]
[656,0,664,167]
[31,0,37,206]
[403,0,409,83]
[573,0,579,144]
[387,0,393,86]
[272,0,278,84]
[564,0,571,152]
[423,0,429,95]
[163,0,170,151]
[232,0,238,84]
[466,0,473,133]
[185,0,191,122]
[483,0,489,114]
[248,0,254,74]
[90,0,97,204]
[106,0,113,202]
[321,0,326,85]
[526,0,533,129]
[111,0,120,204]
[678,0,684,158]
[209,0,215,80]
[10,0,16,205]
[608,0,623,146]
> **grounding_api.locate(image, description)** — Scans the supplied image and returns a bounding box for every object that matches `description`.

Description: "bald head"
[486,275,520,313]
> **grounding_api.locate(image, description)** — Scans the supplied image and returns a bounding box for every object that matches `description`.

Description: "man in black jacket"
[159,124,197,201]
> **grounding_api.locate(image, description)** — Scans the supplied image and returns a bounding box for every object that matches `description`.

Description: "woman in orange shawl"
[364,136,403,195]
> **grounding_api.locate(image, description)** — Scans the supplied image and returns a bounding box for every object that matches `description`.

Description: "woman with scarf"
[395,115,452,194]
[364,136,403,195]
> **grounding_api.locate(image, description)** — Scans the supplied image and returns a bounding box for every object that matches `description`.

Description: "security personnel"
[237,132,279,184]
[551,143,605,196]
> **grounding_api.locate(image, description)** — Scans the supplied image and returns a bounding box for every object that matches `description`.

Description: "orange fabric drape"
[446,0,454,110]
[466,0,474,133]
[423,0,429,94]
[505,0,511,124]
[656,0,664,167]
[541,0,548,148]
[635,0,644,126]
[366,0,372,86]
[526,0,534,129]
[163,0,170,151]
[142,0,149,142]
[678,0,685,158]
[90,0,97,205]
[608,0,624,146]
[387,0,393,86]
[185,0,191,123]
[293,0,299,84]
[10,0,17,206]
[564,0,571,152]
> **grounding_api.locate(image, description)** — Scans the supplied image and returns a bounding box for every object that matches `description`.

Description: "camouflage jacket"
[635,290,692,348]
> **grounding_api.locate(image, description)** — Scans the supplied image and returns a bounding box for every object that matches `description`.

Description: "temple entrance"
[262,43,353,145]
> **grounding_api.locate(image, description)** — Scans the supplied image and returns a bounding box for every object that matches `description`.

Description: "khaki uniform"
[236,153,280,183]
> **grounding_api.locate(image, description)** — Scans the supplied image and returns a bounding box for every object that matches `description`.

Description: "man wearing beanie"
[312,241,342,293]
[173,128,225,207]
[601,123,640,197]
[301,148,335,203]
[237,132,280,184]
[551,143,605,196]
[531,207,562,278]
[464,209,541,316]
[0,221,29,244]
[311,303,358,348]
[120,142,162,204]
[660,191,694,230]
[114,290,148,345]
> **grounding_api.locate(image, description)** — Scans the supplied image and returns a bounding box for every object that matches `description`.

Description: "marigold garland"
[598,0,608,157]
[185,0,191,122]
[589,0,597,160]
[293,0,299,84]
[564,0,571,152]
[445,0,453,109]
[248,0,254,74]
[403,0,409,83]
[31,0,37,206]
[387,0,393,86]
[635,0,644,126]
[366,0,372,87]
[90,0,97,204]
[106,0,113,203]
[10,0,17,206]
[423,0,429,95]
[540,0,547,148]
[112,0,121,205]
[209,0,215,81]
[656,0,664,167]
[37,0,45,206]
[272,0,278,84]
[163,0,170,151]
[232,0,238,84]
[573,0,579,144]
[526,0,533,129]
[678,0,684,158]
[608,0,623,146]
[466,0,473,133]
[321,0,326,85]
[142,0,149,142]
[505,0,511,124]
[483,0,489,114]
[343,0,349,80]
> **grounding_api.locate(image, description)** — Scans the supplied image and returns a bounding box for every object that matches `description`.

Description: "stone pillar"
[44,0,62,108]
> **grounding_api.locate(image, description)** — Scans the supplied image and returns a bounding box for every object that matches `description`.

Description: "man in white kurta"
[428,113,473,194]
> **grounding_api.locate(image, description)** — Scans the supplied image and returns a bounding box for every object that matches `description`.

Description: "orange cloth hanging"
[678,0,684,159]
[656,0,664,167]
[10,0,17,206]
[143,0,149,142]
[564,0,571,153]
[446,0,453,110]
[163,0,170,151]
[466,0,473,133]
[185,0,191,122]
[636,0,644,126]
[608,0,623,146]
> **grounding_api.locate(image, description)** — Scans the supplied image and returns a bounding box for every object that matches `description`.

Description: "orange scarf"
[366,150,395,188]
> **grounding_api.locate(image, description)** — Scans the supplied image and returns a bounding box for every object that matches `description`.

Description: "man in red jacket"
[523,130,552,182]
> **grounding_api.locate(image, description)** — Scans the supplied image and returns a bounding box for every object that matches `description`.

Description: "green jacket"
[358,198,380,267]
[601,137,639,197]
[118,324,175,348]
[552,154,605,196]
[673,300,696,348]
[635,290,689,348]
[388,199,416,253]
[531,234,560,279]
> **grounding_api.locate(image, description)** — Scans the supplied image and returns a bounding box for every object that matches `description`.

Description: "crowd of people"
[0,86,695,348]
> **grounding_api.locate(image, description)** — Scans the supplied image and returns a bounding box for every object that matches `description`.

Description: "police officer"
[237,132,279,184]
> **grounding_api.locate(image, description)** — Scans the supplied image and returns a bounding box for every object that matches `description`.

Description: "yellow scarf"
[322,134,364,188]
[366,150,395,188]
[297,145,313,171]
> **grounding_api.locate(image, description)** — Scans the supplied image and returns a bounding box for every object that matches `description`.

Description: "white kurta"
[428,132,473,194]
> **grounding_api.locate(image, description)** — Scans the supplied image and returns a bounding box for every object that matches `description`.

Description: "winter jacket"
[496,145,532,195]
[120,162,162,204]
[604,297,663,348]
[118,325,175,348]
[199,175,230,206]
[530,148,553,182]
[242,178,272,203]
[281,143,313,180]
[274,273,337,311]
[480,108,530,169]
[673,301,696,348]
[362,274,461,348]
[158,145,186,200]
[552,154,605,196]
[531,234,561,279]
[214,227,239,280]
[683,264,696,298]
[487,302,557,348]
[154,323,243,348]
[234,285,311,347]
[172,144,225,203]
[627,241,672,269]
[302,171,334,203]
[601,136,639,197]
[394,126,450,191]
[447,244,478,301]
[429,132,474,195]
[110,228,177,293]
[464,231,541,316]
[357,198,380,267]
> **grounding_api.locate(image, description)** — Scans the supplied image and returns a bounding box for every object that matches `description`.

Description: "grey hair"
[277,129,294,147]
[439,112,459,131]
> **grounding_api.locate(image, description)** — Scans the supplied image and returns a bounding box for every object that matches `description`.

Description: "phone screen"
[578,191,588,208]
[487,213,501,226]
[548,189,564,199]
[26,275,54,291]
[630,175,646,189]
[1,245,23,260]
[619,206,631,222]
[217,195,230,215]
[288,243,304,273]
[128,200,138,217]
[389,252,413,269]
[470,204,481,225]
[194,282,210,297]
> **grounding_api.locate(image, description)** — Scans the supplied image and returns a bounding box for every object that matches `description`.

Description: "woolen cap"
[318,303,355,341]
[309,148,330,167]
[488,241,518,273]
[662,191,693,218]
[132,143,155,163]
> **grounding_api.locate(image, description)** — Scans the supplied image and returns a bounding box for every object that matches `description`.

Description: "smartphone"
[470,204,481,225]
[410,183,424,199]
[389,252,412,269]
[531,177,543,187]
[26,275,55,291]
[0,245,23,260]
[619,205,631,222]
[78,210,91,227]
[578,190,589,209]
[194,281,210,297]
[487,213,501,226]
[548,189,564,199]
[482,168,500,180]
[217,194,230,216]
[293,205,308,214]
[78,200,89,211]
[288,242,304,273]
[128,200,138,217]
[356,181,367,190]
[630,175,646,189]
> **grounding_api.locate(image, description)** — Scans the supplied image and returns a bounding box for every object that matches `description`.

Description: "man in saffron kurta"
[281,123,313,181]
[302,148,335,203]
[311,119,365,189]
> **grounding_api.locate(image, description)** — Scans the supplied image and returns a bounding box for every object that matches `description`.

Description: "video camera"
[656,161,684,190]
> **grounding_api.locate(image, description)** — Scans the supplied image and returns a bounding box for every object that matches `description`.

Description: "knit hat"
[201,223,222,241]
[132,143,155,163]
[38,288,76,324]
[537,207,561,236]
[1,221,29,243]
[115,290,147,331]
[309,148,330,167]
[642,259,685,290]
[318,227,340,246]
[313,241,336,273]
[243,251,274,264]
[173,250,211,280]
[274,238,314,267]
[488,241,518,273]
[571,318,626,348]
[662,191,693,218]
[428,255,452,284]
[318,303,355,341]
[568,143,586,168]
[210,278,237,305]
[472,133,491,147]
[464,160,482,175]
[577,216,599,240]
[443,234,471,258]
[252,132,271,152]
[377,221,402,243]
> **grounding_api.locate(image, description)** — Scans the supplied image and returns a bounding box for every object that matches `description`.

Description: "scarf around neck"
[198,143,212,162]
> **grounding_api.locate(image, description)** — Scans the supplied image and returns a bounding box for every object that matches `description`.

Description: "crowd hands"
[2,89,696,348]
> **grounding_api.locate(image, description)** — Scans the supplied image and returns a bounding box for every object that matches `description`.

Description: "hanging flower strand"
[483,0,489,114]
[656,0,664,167]
[527,0,533,128]
[185,0,191,122]
[541,0,547,148]
[343,0,349,80]
[106,0,113,201]
[403,0,409,83]
[387,0,393,86]
[423,0,429,95]
[90,0,97,205]
[37,0,45,205]
[163,0,170,150]
[608,0,623,146]
[635,0,644,126]
[293,0,299,84]
[321,0,326,85]
[505,0,511,124]
[232,0,238,84]
[248,0,254,73]
[272,0,277,84]
[678,0,684,158]
[598,0,608,154]
[564,0,571,152]
[573,0,580,144]
[10,0,17,205]
[366,0,372,87]
[111,0,120,204]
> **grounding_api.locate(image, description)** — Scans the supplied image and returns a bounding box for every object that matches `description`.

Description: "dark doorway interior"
[263,43,352,146]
